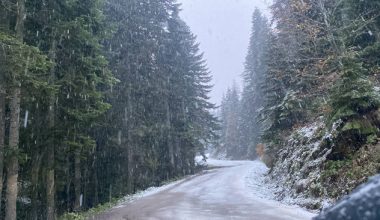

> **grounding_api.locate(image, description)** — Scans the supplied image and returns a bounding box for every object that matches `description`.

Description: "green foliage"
[0,32,52,86]
[341,120,378,135]
[327,56,380,156]
[59,198,119,220]
[321,159,352,181]
[277,90,304,126]
[322,144,380,198]
[366,134,378,144]
[59,213,85,220]
[329,58,380,123]
[361,42,380,68]
[260,90,305,143]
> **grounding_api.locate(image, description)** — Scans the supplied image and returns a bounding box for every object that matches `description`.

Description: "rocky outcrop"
[266,116,380,210]
[266,117,332,209]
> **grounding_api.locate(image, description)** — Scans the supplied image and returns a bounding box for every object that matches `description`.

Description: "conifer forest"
[1,0,380,219]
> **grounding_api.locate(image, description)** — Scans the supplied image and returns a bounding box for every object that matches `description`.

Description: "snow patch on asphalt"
[206,158,247,167]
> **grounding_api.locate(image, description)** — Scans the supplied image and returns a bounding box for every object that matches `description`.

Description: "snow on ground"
[206,158,247,167]
[245,160,277,200]
[113,177,192,209]
[207,158,317,216]
[266,118,335,210]
[297,120,322,139]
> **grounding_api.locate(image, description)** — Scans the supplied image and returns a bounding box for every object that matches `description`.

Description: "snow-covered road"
[91,159,316,220]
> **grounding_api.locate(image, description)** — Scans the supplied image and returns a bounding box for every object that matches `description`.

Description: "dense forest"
[0,0,218,219]
[219,0,380,208]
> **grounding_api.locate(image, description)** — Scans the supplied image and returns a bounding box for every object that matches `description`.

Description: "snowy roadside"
[245,160,319,215]
[199,156,285,201]
[82,172,202,219]
[112,175,194,209]
[267,119,336,210]
[105,155,213,209]
[203,157,318,216]
[103,155,217,209]
[245,160,277,200]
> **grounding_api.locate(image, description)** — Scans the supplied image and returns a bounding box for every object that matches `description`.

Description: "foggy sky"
[178,0,270,105]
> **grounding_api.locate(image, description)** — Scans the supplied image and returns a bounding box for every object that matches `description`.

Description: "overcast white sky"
[177,0,271,105]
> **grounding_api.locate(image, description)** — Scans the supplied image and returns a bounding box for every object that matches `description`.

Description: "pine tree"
[5,1,25,218]
[55,0,114,211]
[0,1,51,218]
[239,8,270,158]
[220,85,241,159]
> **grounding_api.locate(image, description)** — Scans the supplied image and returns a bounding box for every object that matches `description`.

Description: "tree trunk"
[46,38,57,220]
[82,163,89,209]
[46,146,55,219]
[5,0,24,219]
[0,84,5,217]
[173,135,180,175]
[73,149,81,211]
[5,88,21,220]
[65,157,71,211]
[165,99,174,178]
[125,91,134,194]
[31,153,42,220]
[93,158,99,206]
[127,133,133,194]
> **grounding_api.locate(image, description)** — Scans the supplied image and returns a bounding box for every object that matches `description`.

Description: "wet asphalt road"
[91,160,315,220]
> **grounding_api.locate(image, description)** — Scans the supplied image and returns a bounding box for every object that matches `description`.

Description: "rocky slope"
[265,116,380,210]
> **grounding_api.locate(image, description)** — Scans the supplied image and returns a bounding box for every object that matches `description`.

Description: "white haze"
[178,0,271,105]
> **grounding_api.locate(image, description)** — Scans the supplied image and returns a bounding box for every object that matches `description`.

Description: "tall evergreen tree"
[239,9,270,158]
[220,85,241,159]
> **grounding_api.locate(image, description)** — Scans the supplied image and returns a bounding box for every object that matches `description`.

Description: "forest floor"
[90,159,316,220]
